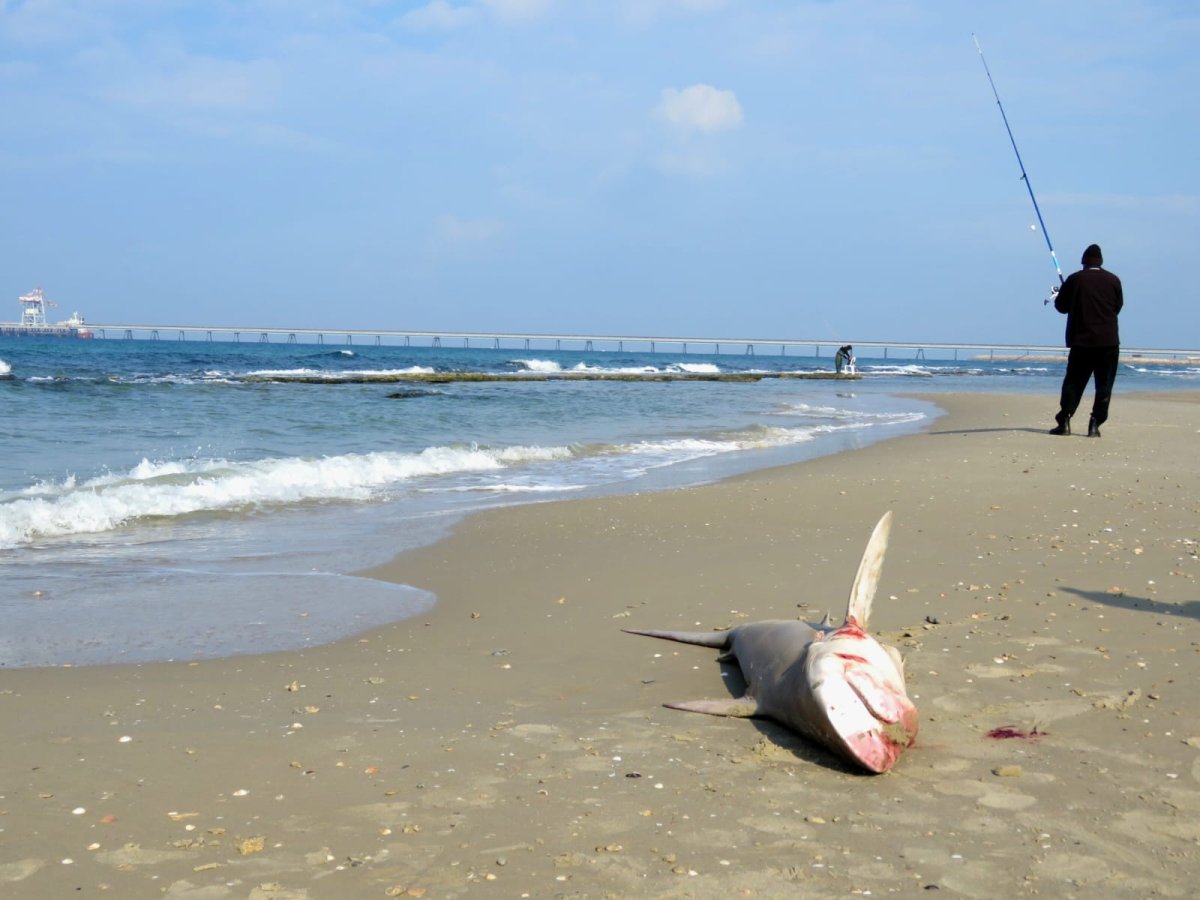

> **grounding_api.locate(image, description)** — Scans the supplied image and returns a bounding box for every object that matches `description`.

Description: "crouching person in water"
[835,344,855,374]
[1050,244,1123,437]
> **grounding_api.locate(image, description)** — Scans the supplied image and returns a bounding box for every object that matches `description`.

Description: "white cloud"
[397,0,551,31]
[481,0,555,22]
[619,0,728,27]
[657,83,743,132]
[399,0,480,32]
[103,56,279,113]
[654,148,729,177]
[435,214,504,243]
[1047,191,1200,215]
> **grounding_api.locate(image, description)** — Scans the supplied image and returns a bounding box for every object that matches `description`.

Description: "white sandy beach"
[2,390,1198,898]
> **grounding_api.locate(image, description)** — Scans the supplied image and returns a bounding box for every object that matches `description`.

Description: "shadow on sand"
[707,658,865,775]
[929,427,1051,436]
[1059,586,1200,621]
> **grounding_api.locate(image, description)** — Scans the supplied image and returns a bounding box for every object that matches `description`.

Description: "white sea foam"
[775,403,927,423]
[564,362,725,375]
[572,362,658,374]
[0,358,11,378]
[247,367,324,376]
[1128,365,1200,377]
[612,425,823,464]
[858,364,935,377]
[513,358,562,373]
[0,443,573,547]
[243,366,436,378]
[446,482,584,494]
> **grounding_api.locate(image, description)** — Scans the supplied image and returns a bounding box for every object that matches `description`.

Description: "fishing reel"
[1044,285,1060,306]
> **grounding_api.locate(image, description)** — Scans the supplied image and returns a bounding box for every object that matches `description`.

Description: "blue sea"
[2,337,1195,668]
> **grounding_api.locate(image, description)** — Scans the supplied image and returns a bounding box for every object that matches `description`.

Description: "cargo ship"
[0,288,94,339]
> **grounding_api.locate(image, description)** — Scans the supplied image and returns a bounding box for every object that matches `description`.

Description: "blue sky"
[3,1,1197,348]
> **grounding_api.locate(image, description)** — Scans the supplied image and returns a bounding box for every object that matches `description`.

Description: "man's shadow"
[929,427,1050,436]
[1059,586,1200,620]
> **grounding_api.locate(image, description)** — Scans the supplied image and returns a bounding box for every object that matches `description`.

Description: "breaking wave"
[0,444,571,547]
[0,402,925,548]
[512,358,727,376]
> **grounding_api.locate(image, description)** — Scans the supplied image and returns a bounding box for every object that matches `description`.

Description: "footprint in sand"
[0,859,46,883]
[934,778,1039,810]
[94,843,194,867]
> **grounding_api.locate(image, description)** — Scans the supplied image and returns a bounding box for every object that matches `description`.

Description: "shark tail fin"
[844,511,892,629]
[622,627,731,649]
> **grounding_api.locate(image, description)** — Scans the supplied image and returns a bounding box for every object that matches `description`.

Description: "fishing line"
[973,34,1064,303]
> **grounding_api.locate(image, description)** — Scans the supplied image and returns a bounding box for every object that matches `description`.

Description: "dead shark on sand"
[624,511,918,774]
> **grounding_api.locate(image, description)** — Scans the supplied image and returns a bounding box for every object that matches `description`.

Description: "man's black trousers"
[1057,345,1120,426]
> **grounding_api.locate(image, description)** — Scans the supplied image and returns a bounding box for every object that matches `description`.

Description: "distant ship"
[0,288,94,339]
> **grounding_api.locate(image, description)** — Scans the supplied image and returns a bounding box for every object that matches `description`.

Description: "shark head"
[804,511,918,773]
[805,617,919,773]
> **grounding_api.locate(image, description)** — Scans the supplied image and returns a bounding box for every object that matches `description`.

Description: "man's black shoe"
[1049,421,1070,436]
[1087,417,1101,437]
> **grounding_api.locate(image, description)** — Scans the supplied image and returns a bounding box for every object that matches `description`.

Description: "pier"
[82,323,1197,363]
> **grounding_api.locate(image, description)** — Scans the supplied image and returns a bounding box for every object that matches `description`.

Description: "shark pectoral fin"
[665,696,760,719]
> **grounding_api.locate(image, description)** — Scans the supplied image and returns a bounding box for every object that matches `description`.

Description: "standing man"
[835,345,854,374]
[1049,244,1123,437]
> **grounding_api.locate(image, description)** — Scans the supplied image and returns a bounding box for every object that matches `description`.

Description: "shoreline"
[0,388,934,670]
[3,390,1199,898]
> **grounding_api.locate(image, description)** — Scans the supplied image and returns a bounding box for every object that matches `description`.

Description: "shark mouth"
[830,636,919,773]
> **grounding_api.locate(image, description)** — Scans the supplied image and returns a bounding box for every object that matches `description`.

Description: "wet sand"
[2,391,1199,898]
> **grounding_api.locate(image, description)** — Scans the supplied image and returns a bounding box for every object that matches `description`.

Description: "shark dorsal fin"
[845,511,892,628]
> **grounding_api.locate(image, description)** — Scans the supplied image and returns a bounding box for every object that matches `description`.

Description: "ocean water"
[1,337,1195,668]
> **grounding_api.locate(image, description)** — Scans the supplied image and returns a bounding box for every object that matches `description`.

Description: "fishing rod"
[973,34,1064,304]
